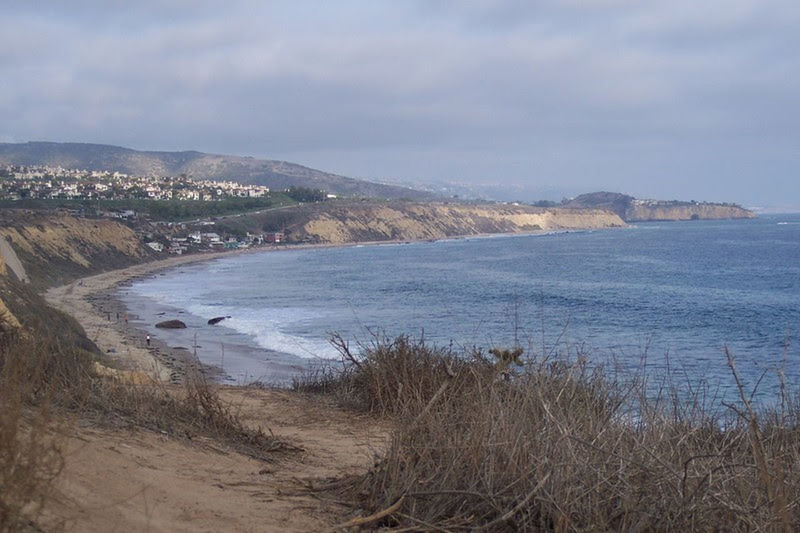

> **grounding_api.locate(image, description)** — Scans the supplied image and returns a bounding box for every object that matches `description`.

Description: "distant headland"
[565,191,755,222]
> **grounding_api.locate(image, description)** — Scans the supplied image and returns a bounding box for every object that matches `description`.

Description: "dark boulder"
[155,319,187,329]
[207,316,230,325]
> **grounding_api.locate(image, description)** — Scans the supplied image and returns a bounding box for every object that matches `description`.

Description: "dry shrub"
[316,337,800,531]
[83,368,293,461]
[295,334,480,415]
[0,316,64,530]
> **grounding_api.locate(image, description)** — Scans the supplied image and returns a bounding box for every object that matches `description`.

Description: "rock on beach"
[155,319,187,329]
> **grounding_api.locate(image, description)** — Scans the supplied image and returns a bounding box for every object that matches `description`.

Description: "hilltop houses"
[0,164,271,202]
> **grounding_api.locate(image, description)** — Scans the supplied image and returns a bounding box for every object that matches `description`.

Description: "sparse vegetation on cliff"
[0,210,153,289]
[0,316,64,530]
[566,191,756,222]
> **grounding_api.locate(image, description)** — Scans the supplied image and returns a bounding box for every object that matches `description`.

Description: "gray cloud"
[2,0,798,205]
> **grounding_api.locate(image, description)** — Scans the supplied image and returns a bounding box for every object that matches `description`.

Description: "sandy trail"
[46,389,387,532]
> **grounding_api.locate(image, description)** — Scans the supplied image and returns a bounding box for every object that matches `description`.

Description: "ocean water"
[120,214,800,401]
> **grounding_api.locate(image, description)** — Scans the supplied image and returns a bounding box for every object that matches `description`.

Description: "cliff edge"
[0,210,153,289]
[566,192,755,222]
[254,202,627,244]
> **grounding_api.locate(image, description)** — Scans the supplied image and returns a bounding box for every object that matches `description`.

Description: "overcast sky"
[2,1,798,206]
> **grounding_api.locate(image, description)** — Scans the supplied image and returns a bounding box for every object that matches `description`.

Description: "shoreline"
[44,226,623,383]
[45,250,250,382]
[43,238,457,383]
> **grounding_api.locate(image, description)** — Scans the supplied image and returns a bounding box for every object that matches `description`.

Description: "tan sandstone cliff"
[0,211,152,288]
[626,203,756,222]
[566,192,755,222]
[297,203,626,244]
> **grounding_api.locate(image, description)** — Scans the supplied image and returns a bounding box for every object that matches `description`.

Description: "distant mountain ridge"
[566,192,755,222]
[0,142,436,200]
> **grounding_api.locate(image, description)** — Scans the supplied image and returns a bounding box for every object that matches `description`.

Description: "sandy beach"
[42,237,464,383]
[43,231,562,384]
[45,250,253,382]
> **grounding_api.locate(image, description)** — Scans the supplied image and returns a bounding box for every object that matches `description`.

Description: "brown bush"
[308,336,800,531]
[83,368,294,461]
[0,317,64,530]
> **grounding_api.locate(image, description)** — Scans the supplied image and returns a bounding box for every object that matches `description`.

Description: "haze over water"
[123,215,800,403]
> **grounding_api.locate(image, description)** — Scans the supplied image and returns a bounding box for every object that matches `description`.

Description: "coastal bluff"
[290,203,626,244]
[0,204,625,287]
[566,192,755,222]
[0,210,153,288]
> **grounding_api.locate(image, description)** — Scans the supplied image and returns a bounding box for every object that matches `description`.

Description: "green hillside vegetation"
[0,192,299,222]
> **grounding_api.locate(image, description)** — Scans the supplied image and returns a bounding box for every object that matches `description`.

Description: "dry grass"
[82,369,295,461]
[300,336,800,531]
[0,317,64,530]
[0,309,294,530]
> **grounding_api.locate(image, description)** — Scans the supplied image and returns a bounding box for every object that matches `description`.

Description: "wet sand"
[115,285,319,386]
[45,250,259,382]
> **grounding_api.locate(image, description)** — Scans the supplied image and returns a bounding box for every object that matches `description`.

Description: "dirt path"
[45,388,387,532]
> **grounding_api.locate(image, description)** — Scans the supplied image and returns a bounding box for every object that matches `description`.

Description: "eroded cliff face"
[0,210,152,338]
[0,211,152,288]
[0,255,22,329]
[298,203,626,244]
[626,204,756,222]
[566,192,756,222]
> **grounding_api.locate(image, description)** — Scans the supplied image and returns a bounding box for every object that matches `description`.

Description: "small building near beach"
[201,232,221,243]
[265,232,284,243]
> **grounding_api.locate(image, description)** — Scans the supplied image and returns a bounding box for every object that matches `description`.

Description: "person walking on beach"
[146,335,151,347]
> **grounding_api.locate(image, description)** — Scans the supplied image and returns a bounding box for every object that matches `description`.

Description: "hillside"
[0,209,155,351]
[297,203,626,244]
[0,231,388,530]
[3,204,793,531]
[0,209,154,289]
[0,141,436,200]
[0,203,625,289]
[566,192,755,222]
